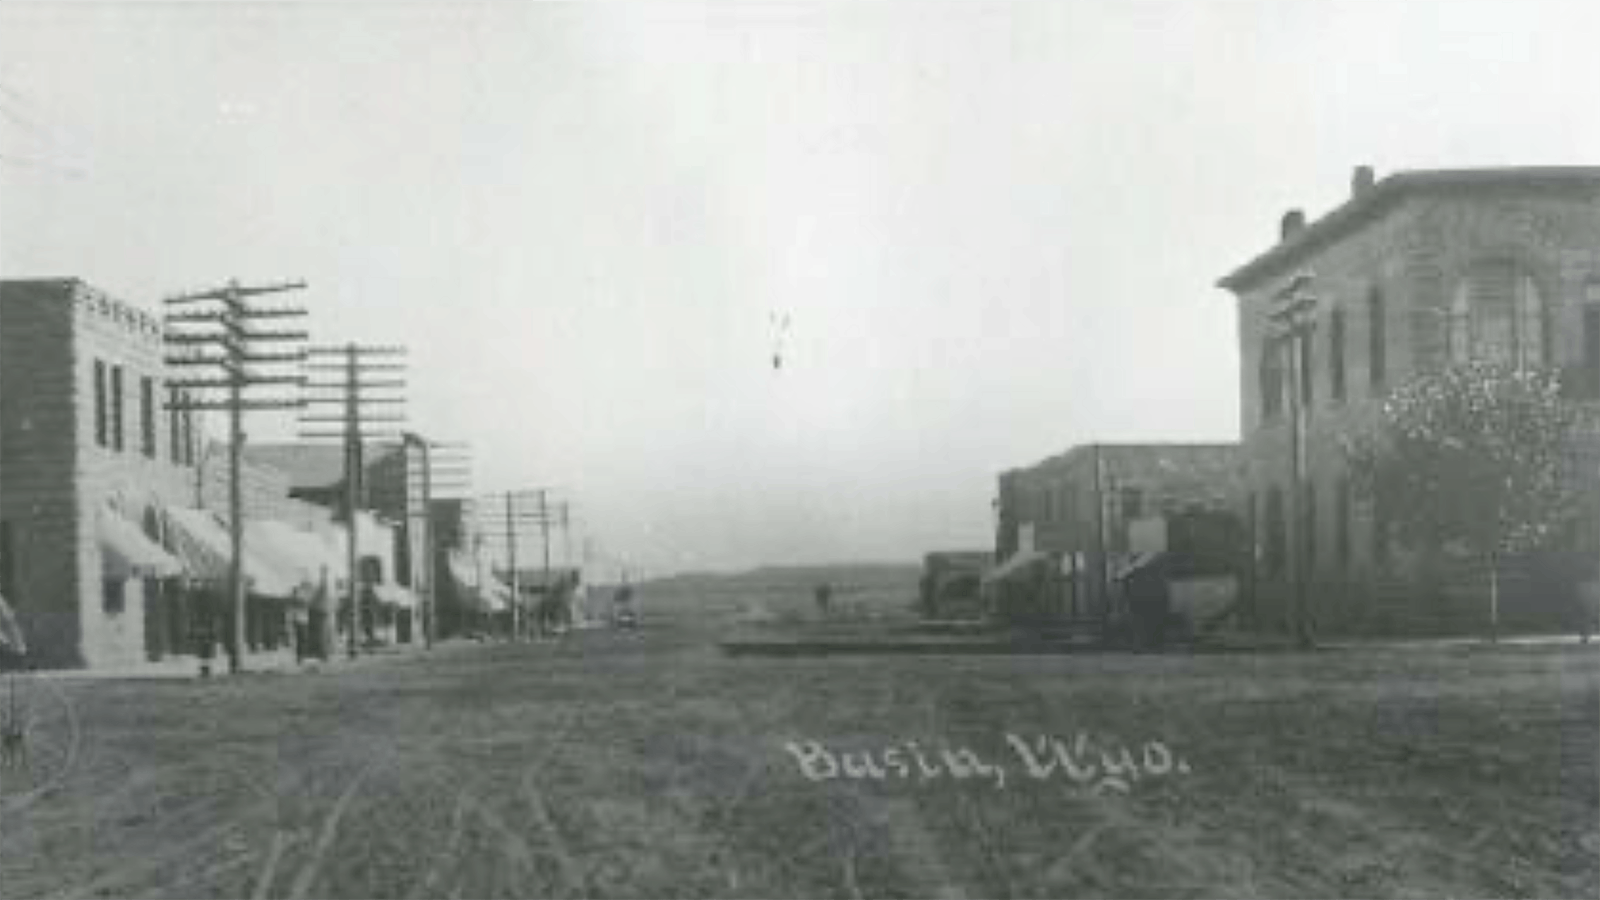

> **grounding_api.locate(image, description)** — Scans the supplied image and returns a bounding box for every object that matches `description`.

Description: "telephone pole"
[477,489,562,640]
[300,343,407,659]
[1270,272,1319,650]
[394,438,471,648]
[164,279,308,675]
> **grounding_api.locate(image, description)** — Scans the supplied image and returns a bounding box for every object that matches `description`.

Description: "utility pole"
[391,437,471,649]
[1270,272,1319,650]
[538,491,551,619]
[372,440,472,646]
[1093,444,1110,635]
[477,489,562,640]
[300,343,407,659]
[165,279,308,675]
[504,492,520,641]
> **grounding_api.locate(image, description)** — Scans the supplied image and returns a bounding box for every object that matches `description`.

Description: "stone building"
[1219,166,1600,636]
[993,442,1244,622]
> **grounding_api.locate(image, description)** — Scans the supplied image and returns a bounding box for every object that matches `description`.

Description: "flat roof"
[1217,167,1600,293]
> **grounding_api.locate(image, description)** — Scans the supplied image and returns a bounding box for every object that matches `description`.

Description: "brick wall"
[1,279,201,668]
[1228,176,1600,635]
[2,282,84,667]
[198,443,302,523]
[995,443,1244,618]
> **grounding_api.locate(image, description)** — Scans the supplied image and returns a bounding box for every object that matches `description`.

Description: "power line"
[299,343,408,659]
[164,278,309,676]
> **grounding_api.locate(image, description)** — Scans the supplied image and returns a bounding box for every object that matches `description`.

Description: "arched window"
[1449,259,1547,368]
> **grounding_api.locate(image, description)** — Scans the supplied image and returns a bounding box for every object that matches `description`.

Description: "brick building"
[1219,166,1600,635]
[0,279,384,669]
[0,279,204,668]
[994,443,1244,622]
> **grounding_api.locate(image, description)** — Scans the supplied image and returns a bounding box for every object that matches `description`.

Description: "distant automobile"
[612,585,637,629]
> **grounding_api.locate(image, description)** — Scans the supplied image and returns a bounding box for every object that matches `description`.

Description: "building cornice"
[1217,167,1600,294]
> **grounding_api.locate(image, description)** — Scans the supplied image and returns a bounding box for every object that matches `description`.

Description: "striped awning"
[981,549,1050,585]
[162,507,298,596]
[0,591,27,656]
[99,509,183,579]
[372,583,417,610]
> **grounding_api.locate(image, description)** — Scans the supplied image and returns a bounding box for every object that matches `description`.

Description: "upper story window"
[1583,301,1600,398]
[1329,307,1347,402]
[1368,287,1387,389]
[94,359,109,447]
[139,377,156,458]
[1300,324,1315,412]
[1448,259,1547,368]
[1120,486,1145,521]
[169,386,182,464]
[110,365,125,452]
[1259,334,1284,421]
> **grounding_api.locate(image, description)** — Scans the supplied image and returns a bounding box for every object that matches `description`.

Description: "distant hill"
[625,561,922,630]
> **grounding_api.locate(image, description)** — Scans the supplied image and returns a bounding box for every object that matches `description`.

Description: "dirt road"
[1,625,1596,898]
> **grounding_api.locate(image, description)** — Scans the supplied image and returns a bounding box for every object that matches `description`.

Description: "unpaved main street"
[1,621,1597,899]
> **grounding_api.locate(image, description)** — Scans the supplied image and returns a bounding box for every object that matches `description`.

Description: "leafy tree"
[1344,361,1582,640]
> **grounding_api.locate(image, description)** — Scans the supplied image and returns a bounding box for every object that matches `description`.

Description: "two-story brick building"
[993,442,1245,623]
[1219,166,1600,636]
[0,279,381,669]
[0,279,208,668]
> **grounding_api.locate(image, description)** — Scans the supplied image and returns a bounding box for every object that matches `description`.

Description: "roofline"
[1217,167,1600,293]
[1003,440,1242,477]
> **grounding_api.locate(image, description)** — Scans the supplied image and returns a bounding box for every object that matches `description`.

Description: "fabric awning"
[981,549,1050,585]
[100,510,183,579]
[162,507,298,596]
[246,520,344,591]
[1113,551,1168,582]
[447,550,509,612]
[0,591,27,655]
[372,583,417,610]
[482,576,511,613]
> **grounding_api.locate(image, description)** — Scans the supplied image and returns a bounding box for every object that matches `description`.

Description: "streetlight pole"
[1270,272,1319,650]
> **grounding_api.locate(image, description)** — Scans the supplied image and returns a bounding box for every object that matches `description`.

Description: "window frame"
[94,359,109,447]
[1329,307,1347,402]
[139,376,156,458]
[111,364,125,452]
[1368,287,1387,389]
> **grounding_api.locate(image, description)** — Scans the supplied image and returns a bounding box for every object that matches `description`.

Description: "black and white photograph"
[1,1,1597,898]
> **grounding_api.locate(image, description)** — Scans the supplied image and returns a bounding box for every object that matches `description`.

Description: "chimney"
[1280,209,1306,242]
[1352,165,1376,196]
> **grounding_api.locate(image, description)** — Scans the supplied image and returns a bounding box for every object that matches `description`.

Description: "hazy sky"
[4,1,1599,574]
